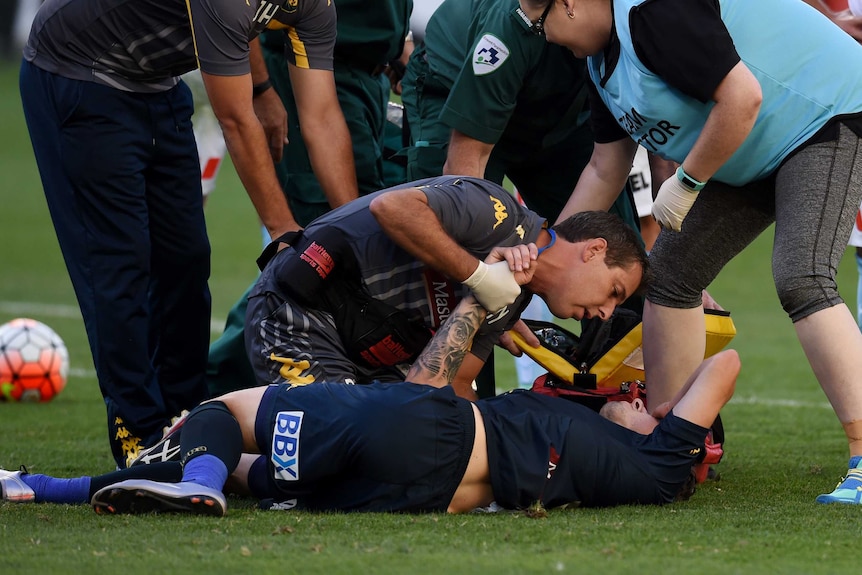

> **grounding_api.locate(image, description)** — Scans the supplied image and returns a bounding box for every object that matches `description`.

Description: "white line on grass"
[0,300,227,335]
[728,395,832,410]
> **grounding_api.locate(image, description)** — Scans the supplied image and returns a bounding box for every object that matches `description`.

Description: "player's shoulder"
[269,0,336,28]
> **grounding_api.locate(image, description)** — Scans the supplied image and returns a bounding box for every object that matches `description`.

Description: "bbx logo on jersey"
[272,410,303,481]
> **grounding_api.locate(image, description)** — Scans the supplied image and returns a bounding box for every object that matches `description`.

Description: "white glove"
[463,260,521,313]
[651,174,700,232]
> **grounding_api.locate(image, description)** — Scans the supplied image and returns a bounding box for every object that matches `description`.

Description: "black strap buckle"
[256,230,303,271]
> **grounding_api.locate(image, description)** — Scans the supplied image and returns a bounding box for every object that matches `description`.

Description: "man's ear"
[582,237,608,261]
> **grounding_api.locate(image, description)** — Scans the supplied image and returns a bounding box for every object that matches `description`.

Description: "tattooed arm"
[405,295,488,389]
[406,244,536,398]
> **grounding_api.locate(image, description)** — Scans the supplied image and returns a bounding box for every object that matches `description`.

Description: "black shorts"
[254,381,475,512]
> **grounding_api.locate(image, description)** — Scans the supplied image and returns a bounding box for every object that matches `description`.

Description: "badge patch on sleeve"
[472,34,510,75]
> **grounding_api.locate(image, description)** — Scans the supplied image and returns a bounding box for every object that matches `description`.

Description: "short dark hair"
[552,211,651,294]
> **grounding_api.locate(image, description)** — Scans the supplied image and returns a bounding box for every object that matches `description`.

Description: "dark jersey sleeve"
[638,412,709,503]
[420,178,539,255]
[271,0,337,70]
[630,0,740,103]
[588,78,630,143]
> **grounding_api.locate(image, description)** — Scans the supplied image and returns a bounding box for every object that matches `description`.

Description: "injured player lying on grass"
[0,247,736,515]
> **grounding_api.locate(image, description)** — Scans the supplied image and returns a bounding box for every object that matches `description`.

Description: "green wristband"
[676,166,707,191]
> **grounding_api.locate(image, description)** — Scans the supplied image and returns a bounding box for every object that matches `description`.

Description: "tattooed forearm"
[406,296,488,387]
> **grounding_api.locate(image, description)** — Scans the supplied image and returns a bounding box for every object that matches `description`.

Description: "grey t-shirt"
[24,0,336,92]
[254,176,548,362]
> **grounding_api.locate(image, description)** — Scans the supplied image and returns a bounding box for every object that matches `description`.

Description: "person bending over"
[1,267,737,515]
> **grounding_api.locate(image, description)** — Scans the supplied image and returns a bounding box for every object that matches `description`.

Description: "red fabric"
[824,0,849,10]
[201,157,221,180]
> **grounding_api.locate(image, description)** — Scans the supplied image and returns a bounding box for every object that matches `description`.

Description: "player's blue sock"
[176,401,242,491]
[181,454,228,492]
[21,474,91,504]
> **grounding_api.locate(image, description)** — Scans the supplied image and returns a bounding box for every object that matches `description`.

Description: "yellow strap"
[509,311,737,388]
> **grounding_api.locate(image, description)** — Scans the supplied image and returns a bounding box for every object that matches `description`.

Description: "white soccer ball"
[0,318,69,402]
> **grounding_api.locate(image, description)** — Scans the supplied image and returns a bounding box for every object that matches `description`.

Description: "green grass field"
[2,60,862,574]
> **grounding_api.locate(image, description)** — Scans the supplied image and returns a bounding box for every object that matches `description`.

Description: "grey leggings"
[648,123,862,322]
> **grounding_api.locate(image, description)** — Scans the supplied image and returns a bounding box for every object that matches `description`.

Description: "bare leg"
[224,453,258,496]
[218,386,268,453]
[642,300,706,409]
[795,305,862,457]
[218,388,268,497]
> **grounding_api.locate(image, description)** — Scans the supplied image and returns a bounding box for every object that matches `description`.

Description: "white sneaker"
[0,467,35,503]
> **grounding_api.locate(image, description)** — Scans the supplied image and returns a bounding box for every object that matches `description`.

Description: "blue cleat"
[816,456,862,504]
[91,479,226,516]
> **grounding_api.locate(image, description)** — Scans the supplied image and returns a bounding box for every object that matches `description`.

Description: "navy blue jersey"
[254,382,707,512]
[477,390,708,508]
[255,382,475,512]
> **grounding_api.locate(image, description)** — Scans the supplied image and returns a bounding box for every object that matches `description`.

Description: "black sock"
[179,401,243,472]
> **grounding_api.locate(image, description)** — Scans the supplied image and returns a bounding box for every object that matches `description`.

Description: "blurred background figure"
[182,70,227,204]
[2,0,39,60]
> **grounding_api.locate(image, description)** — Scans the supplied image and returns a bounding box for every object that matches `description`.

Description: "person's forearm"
[555,139,635,224]
[556,164,625,224]
[204,69,299,238]
[289,65,359,208]
[662,350,739,430]
[405,295,487,387]
[443,130,493,177]
[302,115,359,209]
[221,120,300,237]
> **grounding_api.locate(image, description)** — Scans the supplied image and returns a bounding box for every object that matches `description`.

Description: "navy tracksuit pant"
[19,60,211,467]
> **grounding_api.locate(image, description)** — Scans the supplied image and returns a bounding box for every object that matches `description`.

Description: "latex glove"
[652,175,700,232]
[463,260,521,313]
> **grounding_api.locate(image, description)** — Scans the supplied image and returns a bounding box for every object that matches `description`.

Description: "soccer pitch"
[1,60,861,574]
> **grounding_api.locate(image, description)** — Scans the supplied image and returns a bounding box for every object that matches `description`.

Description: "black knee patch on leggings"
[179,401,243,473]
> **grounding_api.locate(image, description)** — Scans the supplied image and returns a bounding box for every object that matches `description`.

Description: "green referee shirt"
[428,0,590,151]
